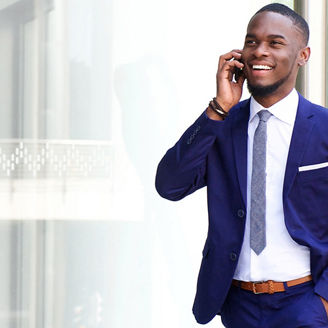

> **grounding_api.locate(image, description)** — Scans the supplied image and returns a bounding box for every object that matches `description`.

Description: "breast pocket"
[298,165,328,183]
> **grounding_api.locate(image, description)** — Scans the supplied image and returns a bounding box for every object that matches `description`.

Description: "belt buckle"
[252,281,264,294]
[252,280,275,294]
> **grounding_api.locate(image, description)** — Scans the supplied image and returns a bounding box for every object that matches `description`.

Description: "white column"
[298,0,327,106]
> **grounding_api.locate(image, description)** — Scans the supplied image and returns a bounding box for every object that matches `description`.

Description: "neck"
[252,87,295,108]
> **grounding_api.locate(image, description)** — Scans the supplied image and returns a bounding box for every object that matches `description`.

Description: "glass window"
[2,1,327,328]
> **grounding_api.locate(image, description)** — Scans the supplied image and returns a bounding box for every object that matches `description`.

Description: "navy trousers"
[220,281,328,327]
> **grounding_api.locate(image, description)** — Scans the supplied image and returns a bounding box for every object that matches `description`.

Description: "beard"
[246,69,293,97]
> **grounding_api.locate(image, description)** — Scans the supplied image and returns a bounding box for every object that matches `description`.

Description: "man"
[155,3,328,328]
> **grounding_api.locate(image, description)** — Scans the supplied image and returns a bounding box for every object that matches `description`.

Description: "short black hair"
[254,3,309,45]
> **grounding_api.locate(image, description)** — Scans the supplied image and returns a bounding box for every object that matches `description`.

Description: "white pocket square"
[299,162,328,172]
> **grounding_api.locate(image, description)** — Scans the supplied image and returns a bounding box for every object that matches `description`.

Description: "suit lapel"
[231,94,316,207]
[283,94,315,198]
[232,100,250,207]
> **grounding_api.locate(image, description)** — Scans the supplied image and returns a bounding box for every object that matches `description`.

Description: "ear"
[298,46,311,66]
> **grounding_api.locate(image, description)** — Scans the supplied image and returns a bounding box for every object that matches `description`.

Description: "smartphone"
[233,57,244,82]
[233,65,244,82]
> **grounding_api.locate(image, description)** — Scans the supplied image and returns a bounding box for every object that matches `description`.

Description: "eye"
[245,39,256,46]
[270,40,283,46]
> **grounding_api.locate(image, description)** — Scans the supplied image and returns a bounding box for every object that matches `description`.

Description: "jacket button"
[237,209,245,218]
[230,252,237,261]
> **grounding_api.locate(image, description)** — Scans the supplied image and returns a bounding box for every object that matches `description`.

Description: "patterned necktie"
[250,110,272,255]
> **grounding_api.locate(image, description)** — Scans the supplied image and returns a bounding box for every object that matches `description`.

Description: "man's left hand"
[320,296,328,317]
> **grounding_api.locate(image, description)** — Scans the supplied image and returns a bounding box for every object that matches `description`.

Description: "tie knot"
[258,110,272,122]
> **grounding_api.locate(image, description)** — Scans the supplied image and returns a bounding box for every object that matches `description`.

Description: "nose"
[253,42,269,58]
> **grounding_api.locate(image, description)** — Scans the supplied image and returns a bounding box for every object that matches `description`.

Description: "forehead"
[246,11,301,41]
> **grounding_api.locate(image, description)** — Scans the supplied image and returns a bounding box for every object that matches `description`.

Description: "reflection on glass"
[0,1,145,327]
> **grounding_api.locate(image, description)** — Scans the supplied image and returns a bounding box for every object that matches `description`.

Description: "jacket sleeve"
[155,111,226,201]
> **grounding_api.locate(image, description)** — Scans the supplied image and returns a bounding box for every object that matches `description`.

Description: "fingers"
[218,49,243,69]
[217,60,244,82]
[219,49,242,60]
[217,49,244,82]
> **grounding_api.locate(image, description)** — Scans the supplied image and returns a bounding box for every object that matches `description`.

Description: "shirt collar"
[249,89,299,125]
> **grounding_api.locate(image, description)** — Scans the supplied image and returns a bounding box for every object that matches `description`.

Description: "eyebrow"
[245,33,286,40]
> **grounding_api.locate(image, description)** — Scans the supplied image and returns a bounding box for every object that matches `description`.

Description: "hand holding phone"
[215,49,245,113]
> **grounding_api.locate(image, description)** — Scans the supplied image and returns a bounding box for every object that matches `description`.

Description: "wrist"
[214,96,232,113]
[208,98,229,120]
[206,107,224,121]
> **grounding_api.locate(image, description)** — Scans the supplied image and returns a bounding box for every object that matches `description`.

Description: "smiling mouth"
[252,65,273,70]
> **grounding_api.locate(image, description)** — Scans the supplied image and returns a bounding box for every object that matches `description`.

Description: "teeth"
[253,65,273,70]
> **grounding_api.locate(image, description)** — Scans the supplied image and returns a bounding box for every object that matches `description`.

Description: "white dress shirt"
[233,89,311,282]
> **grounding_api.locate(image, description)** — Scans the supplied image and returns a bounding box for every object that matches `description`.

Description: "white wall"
[110,0,283,327]
[306,0,327,106]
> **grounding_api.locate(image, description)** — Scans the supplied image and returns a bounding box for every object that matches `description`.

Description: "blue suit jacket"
[155,93,328,324]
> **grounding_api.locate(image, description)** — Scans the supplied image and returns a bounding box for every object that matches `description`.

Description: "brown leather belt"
[232,275,312,294]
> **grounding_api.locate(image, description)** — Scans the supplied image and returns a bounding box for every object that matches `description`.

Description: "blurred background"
[0,0,326,327]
